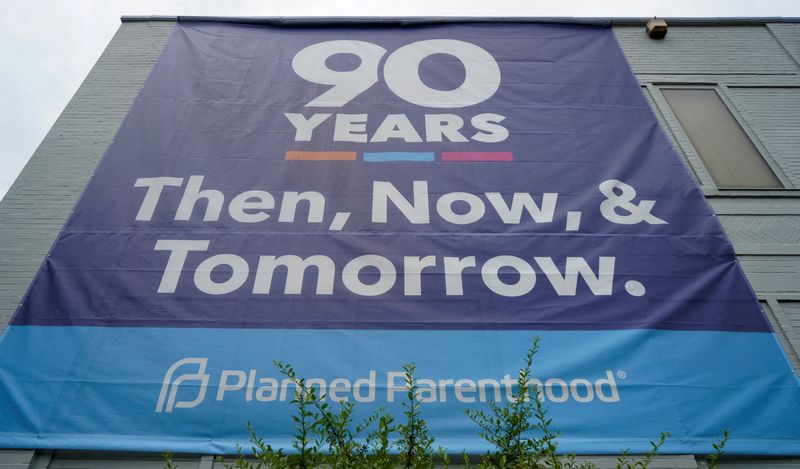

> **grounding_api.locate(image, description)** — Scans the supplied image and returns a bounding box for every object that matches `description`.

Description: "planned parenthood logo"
[155,358,622,413]
[155,358,210,413]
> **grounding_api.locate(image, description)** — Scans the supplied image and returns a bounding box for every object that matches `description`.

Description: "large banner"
[1,20,799,454]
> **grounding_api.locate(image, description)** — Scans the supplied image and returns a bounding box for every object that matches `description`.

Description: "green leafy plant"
[217,421,289,468]
[366,412,396,469]
[396,363,435,468]
[706,430,729,469]
[274,360,383,469]
[466,337,544,466]
[163,451,178,469]
[615,432,669,469]
[464,337,595,469]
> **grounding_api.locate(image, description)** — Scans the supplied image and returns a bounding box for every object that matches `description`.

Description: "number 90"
[292,39,501,109]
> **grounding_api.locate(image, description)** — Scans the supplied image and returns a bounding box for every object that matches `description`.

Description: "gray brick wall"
[726,87,800,187]
[0,20,174,334]
[769,23,800,65]
[615,25,798,74]
[617,22,800,378]
[778,301,800,369]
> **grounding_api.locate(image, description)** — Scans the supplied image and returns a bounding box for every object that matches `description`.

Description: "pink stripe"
[441,152,513,162]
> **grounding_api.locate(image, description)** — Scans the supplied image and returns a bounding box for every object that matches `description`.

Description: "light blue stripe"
[0,326,799,454]
[363,152,435,162]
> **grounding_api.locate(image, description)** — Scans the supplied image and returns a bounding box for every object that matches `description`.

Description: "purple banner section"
[9,22,769,333]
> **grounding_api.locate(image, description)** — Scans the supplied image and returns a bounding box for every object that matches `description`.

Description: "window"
[661,88,783,189]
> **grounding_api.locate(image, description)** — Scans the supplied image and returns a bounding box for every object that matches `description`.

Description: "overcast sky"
[2,0,800,201]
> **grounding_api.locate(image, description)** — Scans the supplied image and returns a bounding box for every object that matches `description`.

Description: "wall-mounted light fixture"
[646,18,668,39]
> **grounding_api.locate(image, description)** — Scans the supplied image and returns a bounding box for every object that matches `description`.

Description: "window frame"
[646,83,795,193]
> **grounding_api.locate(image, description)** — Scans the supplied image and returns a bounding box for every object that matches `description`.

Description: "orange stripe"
[285,151,357,161]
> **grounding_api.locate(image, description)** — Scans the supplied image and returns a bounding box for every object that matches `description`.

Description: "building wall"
[0,20,174,335]
[615,23,800,375]
[0,18,798,467]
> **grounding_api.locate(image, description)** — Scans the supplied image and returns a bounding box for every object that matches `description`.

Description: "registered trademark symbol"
[617,370,627,379]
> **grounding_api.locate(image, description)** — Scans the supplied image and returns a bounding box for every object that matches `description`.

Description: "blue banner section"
[0,326,798,454]
[1,21,798,453]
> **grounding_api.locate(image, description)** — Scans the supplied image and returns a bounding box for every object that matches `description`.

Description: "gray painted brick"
[0,21,174,334]
[763,301,800,374]
[718,215,800,248]
[726,88,800,188]
[737,256,800,295]
[0,450,33,467]
[615,25,799,75]
[780,302,800,358]
[769,23,800,65]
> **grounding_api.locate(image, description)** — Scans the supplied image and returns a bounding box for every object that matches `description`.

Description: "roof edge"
[120,15,800,26]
